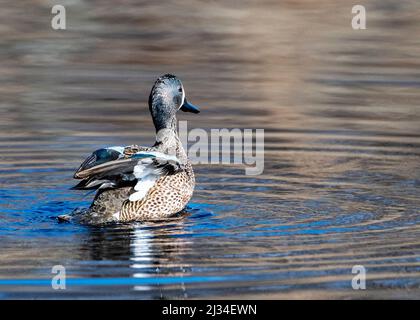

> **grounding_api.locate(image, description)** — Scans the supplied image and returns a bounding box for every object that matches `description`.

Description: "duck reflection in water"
[81,216,192,299]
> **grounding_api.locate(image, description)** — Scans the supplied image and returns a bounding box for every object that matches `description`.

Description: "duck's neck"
[149,95,178,132]
[154,123,188,163]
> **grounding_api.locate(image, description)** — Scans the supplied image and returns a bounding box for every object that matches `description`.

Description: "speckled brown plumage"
[120,163,194,221]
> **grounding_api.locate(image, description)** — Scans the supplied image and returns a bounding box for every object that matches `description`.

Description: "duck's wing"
[73,145,150,178]
[72,148,183,200]
[73,146,126,179]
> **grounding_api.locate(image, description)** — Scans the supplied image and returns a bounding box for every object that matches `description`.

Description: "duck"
[66,74,200,223]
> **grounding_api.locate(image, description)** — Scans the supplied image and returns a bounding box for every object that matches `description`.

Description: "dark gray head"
[148,74,200,131]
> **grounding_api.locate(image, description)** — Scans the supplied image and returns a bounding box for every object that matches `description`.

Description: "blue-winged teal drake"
[67,74,200,223]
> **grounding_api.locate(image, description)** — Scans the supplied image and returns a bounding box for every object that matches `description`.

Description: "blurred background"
[0,0,419,299]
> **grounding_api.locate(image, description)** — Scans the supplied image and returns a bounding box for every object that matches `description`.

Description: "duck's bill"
[181,99,200,113]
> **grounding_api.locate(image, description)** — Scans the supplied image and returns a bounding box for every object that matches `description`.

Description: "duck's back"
[71,132,195,222]
[88,157,195,222]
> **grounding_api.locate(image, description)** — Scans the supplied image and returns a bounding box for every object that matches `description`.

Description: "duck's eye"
[178,88,183,93]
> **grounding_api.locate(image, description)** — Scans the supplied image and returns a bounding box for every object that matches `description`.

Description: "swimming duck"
[69,74,200,223]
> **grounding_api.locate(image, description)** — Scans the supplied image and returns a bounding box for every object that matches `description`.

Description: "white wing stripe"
[129,175,158,202]
[128,152,181,202]
[134,151,179,162]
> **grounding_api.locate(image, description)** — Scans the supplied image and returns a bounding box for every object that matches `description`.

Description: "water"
[0,0,420,299]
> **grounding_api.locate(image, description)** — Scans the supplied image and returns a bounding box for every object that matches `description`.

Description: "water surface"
[0,0,419,299]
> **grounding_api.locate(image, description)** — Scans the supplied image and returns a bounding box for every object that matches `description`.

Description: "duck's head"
[149,74,200,131]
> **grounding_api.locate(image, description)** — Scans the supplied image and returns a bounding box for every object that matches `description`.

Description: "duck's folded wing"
[72,150,183,195]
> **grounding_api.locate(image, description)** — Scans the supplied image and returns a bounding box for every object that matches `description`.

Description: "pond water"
[0,1,419,299]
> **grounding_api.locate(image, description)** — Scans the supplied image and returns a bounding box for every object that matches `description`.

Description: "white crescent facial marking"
[179,85,185,110]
